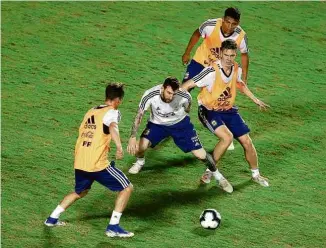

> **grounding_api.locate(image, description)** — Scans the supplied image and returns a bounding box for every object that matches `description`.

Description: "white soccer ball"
[199,209,221,229]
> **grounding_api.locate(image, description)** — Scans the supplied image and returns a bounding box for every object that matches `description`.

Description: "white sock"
[251,168,260,178]
[109,210,122,225]
[50,205,65,219]
[212,169,224,181]
[136,157,145,165]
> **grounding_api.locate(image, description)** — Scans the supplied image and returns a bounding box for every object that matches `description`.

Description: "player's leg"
[237,134,269,187]
[129,122,168,174]
[225,111,269,187]
[197,106,233,184]
[212,125,234,161]
[96,162,134,238]
[44,169,93,227]
[191,148,233,193]
[128,137,150,174]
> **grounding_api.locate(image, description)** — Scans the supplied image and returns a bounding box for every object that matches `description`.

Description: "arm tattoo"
[130,108,145,138]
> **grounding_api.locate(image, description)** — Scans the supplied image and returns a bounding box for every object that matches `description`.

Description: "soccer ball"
[199,209,221,229]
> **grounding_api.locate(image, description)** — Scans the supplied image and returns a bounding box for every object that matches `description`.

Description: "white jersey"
[193,60,242,92]
[199,18,249,53]
[139,84,192,126]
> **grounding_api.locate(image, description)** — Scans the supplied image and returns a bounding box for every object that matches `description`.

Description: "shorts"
[198,105,250,138]
[75,161,130,194]
[182,59,205,83]
[140,116,202,153]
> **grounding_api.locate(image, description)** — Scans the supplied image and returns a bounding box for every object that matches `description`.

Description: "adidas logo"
[218,87,232,101]
[84,115,97,129]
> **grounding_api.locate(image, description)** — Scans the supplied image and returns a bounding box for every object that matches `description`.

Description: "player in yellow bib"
[182,7,249,151]
[44,83,134,238]
[182,40,270,188]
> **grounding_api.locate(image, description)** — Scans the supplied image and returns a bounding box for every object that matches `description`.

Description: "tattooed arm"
[127,108,145,155]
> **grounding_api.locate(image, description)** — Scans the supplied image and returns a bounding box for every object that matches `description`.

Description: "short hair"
[105,82,125,100]
[221,39,238,51]
[224,7,241,21]
[163,77,180,91]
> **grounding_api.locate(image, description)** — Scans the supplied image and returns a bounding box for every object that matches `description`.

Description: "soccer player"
[127,77,233,193]
[182,7,248,83]
[182,7,249,151]
[44,83,134,238]
[181,39,270,187]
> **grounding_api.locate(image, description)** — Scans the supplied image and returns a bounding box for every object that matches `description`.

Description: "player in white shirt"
[127,77,233,193]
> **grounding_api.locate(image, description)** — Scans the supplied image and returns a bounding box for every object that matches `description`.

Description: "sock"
[212,169,224,181]
[136,157,145,165]
[251,168,260,178]
[109,210,122,225]
[50,205,65,219]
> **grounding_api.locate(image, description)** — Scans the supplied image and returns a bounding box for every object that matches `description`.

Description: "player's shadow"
[42,226,62,248]
[95,243,128,248]
[80,186,226,223]
[141,156,199,173]
[191,227,217,237]
[232,179,253,191]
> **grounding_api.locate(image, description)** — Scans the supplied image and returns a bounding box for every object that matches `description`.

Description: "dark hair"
[105,82,125,100]
[224,7,241,21]
[163,77,180,91]
[221,39,238,51]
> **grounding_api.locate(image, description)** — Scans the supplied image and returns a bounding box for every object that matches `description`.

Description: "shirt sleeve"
[239,34,249,53]
[138,89,154,111]
[103,109,121,127]
[199,19,217,38]
[182,91,192,109]
[193,67,216,87]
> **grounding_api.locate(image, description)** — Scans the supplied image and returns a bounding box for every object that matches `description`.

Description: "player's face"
[222,16,239,35]
[162,86,177,103]
[221,49,237,66]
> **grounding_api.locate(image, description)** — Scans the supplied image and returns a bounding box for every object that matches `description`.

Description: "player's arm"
[182,19,216,65]
[181,79,197,92]
[241,53,249,83]
[182,91,192,113]
[109,122,123,160]
[181,66,216,92]
[127,108,145,156]
[237,81,270,110]
[182,29,201,65]
[239,34,249,83]
[127,89,153,155]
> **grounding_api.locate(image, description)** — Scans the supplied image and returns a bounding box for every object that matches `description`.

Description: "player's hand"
[254,98,270,111]
[182,52,190,65]
[127,137,138,156]
[116,147,124,160]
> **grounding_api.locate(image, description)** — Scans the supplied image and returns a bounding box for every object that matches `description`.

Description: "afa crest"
[142,129,150,136]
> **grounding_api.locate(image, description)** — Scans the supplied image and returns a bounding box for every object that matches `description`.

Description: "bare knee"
[192,148,206,160]
[240,136,254,151]
[124,184,134,193]
[218,130,233,144]
[76,189,89,199]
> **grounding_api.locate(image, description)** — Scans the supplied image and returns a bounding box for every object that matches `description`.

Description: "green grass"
[2,1,326,247]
